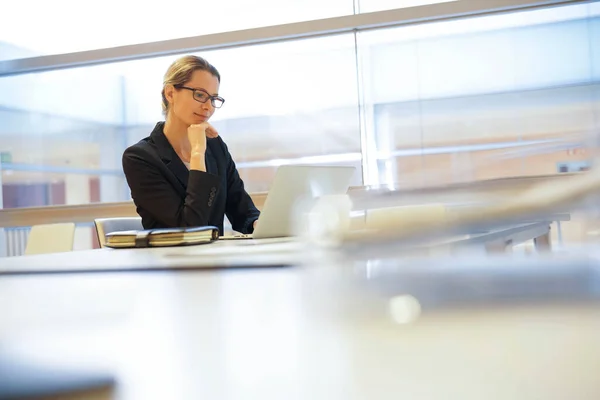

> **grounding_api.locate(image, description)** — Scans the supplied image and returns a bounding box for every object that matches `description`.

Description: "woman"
[122,55,260,235]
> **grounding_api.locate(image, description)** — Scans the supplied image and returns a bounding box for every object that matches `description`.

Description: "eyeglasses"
[175,86,225,108]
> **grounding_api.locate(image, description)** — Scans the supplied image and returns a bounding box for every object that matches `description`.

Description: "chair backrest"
[25,223,76,255]
[94,217,143,248]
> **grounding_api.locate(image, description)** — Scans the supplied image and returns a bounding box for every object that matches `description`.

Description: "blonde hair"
[161,55,221,115]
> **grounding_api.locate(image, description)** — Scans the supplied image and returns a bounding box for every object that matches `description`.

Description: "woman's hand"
[187,122,219,151]
[205,123,219,139]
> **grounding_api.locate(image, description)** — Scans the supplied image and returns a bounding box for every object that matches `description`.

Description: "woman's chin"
[192,114,208,123]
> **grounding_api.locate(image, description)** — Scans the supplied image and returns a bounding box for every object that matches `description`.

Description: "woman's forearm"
[189,147,206,172]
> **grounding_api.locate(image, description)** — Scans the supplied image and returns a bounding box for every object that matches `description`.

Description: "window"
[0,35,361,208]
[357,3,600,187]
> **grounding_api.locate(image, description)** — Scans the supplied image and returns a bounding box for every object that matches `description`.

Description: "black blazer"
[122,122,260,235]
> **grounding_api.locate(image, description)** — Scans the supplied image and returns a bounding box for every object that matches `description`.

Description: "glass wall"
[359,2,600,187]
[1,1,599,251]
[1,2,598,205]
[0,34,361,209]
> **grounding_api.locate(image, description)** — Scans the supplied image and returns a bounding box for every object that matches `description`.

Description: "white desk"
[451,221,553,252]
[341,220,560,260]
[0,221,557,275]
[1,236,600,399]
[0,237,305,274]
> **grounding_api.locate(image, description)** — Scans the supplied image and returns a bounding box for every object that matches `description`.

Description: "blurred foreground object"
[301,159,600,256]
[0,354,114,400]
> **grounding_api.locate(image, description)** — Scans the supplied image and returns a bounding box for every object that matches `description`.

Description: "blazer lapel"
[150,122,190,189]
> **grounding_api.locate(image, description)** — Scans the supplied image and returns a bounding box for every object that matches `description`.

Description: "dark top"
[122,122,260,235]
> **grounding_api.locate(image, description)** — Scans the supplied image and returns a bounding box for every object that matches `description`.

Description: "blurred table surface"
[0,220,563,275]
[1,232,600,400]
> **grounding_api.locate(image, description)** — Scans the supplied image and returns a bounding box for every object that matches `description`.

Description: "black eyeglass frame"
[175,85,225,108]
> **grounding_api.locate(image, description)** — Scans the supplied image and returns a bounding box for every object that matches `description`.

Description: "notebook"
[105,226,219,248]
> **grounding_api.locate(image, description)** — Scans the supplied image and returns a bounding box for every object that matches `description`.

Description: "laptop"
[225,165,356,240]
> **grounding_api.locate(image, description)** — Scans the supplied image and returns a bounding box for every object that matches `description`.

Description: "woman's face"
[168,69,220,126]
